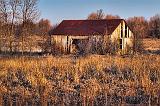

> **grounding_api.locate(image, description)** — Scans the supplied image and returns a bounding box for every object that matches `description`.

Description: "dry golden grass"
[0,54,160,105]
[143,38,160,50]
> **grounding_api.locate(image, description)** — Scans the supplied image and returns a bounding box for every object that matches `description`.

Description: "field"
[0,53,160,105]
[143,38,160,54]
[143,38,160,50]
[0,38,160,105]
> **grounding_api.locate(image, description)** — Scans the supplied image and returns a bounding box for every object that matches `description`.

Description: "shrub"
[133,38,144,54]
[121,67,134,81]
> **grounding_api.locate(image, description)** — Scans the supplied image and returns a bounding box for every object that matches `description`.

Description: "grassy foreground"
[0,54,160,105]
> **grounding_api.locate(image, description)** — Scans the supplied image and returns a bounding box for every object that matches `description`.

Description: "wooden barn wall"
[51,35,104,53]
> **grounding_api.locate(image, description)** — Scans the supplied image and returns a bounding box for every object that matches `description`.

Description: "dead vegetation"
[143,38,160,51]
[0,54,160,105]
[143,38,160,55]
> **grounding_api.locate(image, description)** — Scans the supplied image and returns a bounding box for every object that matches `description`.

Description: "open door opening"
[71,39,89,54]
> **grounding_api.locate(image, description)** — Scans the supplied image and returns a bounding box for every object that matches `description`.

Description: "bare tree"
[24,20,36,54]
[127,17,147,53]
[105,14,120,19]
[37,19,52,53]
[0,20,3,53]
[0,0,40,55]
[149,14,160,39]
[127,16,148,38]
[0,0,22,53]
[87,9,105,20]
[19,0,40,55]
[0,0,9,53]
[8,0,21,53]
[97,9,105,19]
[0,0,8,23]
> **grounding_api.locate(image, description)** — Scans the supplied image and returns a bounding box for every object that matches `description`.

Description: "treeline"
[0,3,160,55]
[0,0,52,54]
[87,9,160,39]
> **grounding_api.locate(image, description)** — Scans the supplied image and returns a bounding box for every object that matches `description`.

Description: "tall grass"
[0,54,160,105]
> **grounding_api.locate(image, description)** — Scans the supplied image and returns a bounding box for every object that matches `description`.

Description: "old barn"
[50,19,134,54]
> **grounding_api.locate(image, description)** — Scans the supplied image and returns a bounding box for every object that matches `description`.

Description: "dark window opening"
[119,39,123,49]
[125,25,127,38]
[120,45,122,49]
[66,36,70,53]
[121,23,123,38]
[119,39,122,44]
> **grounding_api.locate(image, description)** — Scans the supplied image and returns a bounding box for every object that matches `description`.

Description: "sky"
[38,0,160,24]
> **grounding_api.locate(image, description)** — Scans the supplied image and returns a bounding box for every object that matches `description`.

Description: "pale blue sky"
[38,0,160,24]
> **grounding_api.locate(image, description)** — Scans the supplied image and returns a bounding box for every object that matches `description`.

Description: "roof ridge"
[62,19,123,21]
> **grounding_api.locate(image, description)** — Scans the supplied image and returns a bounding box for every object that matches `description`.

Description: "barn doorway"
[71,39,89,54]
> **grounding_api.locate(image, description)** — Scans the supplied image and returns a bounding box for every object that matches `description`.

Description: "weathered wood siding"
[51,35,67,53]
[110,20,134,53]
[52,35,90,53]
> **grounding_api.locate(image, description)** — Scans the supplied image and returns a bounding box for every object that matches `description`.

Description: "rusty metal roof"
[51,19,123,36]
